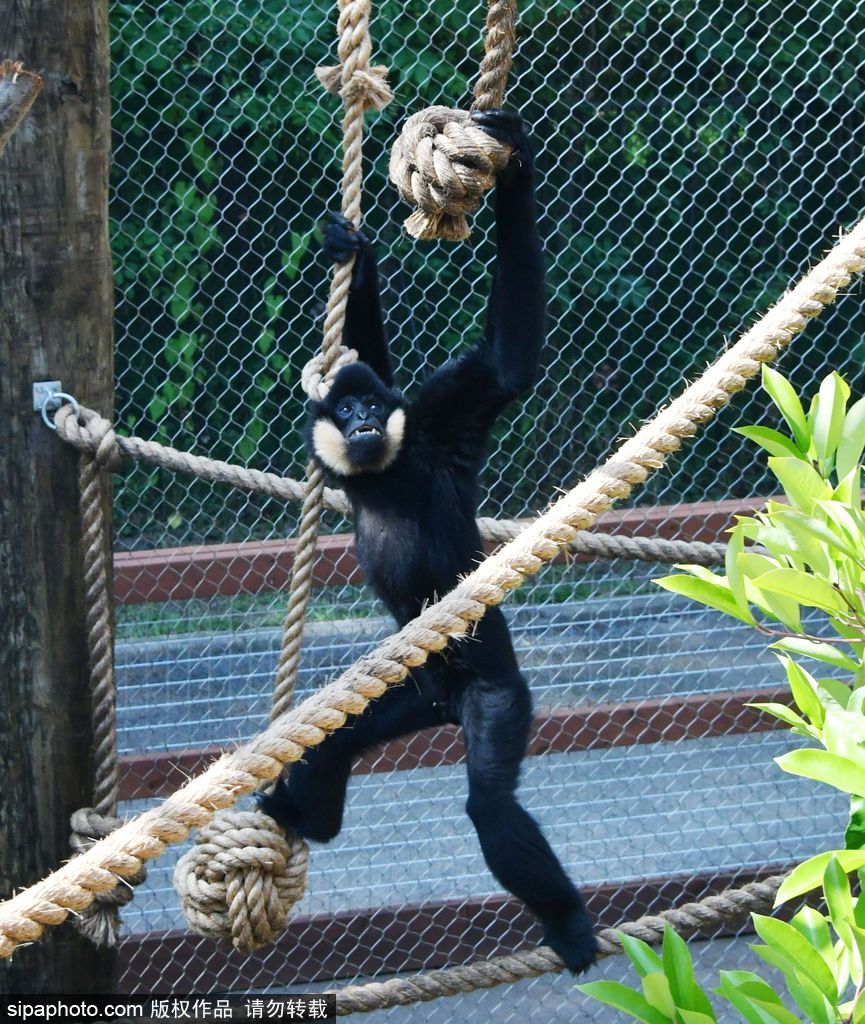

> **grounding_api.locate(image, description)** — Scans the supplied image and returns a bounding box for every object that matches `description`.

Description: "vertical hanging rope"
[471,0,517,111]
[69,431,146,947]
[274,0,393,715]
[173,0,391,953]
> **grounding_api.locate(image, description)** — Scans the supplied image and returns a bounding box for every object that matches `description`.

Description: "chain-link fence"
[109,0,865,1017]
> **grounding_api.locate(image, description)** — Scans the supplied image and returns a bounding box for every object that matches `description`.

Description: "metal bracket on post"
[32,380,63,411]
[33,381,79,430]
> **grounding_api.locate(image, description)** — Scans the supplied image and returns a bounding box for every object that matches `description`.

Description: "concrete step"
[116,593,785,754]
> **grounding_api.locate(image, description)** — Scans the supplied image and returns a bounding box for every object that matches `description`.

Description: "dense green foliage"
[581,370,865,1023]
[110,1,865,545]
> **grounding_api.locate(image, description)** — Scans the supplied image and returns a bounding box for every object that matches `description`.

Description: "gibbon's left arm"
[411,110,545,467]
[323,212,394,387]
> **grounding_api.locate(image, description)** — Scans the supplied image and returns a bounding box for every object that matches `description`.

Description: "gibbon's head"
[309,363,406,477]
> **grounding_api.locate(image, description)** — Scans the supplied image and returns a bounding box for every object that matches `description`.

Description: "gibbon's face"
[311,365,405,476]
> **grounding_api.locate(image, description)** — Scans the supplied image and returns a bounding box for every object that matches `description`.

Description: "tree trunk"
[0,1,116,994]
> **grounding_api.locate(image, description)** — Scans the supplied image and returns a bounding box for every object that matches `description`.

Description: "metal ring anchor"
[40,391,80,431]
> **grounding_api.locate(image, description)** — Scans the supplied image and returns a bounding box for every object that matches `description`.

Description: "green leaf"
[661,926,697,1010]
[754,568,848,615]
[812,371,850,465]
[767,457,832,513]
[824,857,855,939]
[677,1012,716,1024]
[776,850,865,904]
[770,637,859,673]
[725,529,750,618]
[775,748,865,797]
[762,366,809,451]
[822,709,865,761]
[817,678,853,709]
[716,972,801,1024]
[746,702,812,734]
[781,656,825,727]
[619,932,664,978]
[771,509,860,563]
[575,981,671,1024]
[846,797,865,851]
[790,906,834,972]
[653,575,755,624]
[853,985,865,1024]
[832,467,863,509]
[733,426,805,459]
[751,914,837,1001]
[819,501,865,553]
[837,395,865,480]
[642,972,677,1018]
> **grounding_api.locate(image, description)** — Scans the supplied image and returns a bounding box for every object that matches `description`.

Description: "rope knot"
[301,344,358,401]
[314,64,393,112]
[55,405,126,472]
[69,808,147,946]
[389,107,511,240]
[173,809,309,953]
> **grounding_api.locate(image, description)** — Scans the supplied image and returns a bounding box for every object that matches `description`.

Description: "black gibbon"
[259,110,597,973]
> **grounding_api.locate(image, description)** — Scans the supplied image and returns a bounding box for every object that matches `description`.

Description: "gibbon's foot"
[543,910,599,974]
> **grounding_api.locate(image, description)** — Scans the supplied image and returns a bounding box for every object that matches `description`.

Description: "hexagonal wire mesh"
[109,0,865,1016]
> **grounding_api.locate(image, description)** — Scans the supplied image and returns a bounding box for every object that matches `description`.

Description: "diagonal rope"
[3,211,863,961]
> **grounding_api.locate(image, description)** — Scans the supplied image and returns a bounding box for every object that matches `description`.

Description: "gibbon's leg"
[258,672,448,843]
[458,672,598,973]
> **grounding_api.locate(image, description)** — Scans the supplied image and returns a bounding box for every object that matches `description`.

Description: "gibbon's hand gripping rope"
[3,211,865,977]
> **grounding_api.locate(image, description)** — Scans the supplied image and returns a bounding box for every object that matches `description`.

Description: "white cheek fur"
[312,407,406,477]
[312,418,354,476]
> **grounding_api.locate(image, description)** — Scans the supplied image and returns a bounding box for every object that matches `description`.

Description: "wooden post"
[0,1,116,995]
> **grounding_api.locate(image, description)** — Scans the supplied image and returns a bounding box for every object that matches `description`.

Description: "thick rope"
[52,411,730,567]
[54,408,352,516]
[332,874,786,1013]
[4,213,863,961]
[389,0,517,240]
[172,0,390,953]
[471,0,517,111]
[69,450,147,947]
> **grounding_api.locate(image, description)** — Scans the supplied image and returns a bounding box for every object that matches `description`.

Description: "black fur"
[259,111,597,973]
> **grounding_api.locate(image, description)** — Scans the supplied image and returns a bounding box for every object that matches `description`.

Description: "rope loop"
[55,404,126,472]
[302,344,359,401]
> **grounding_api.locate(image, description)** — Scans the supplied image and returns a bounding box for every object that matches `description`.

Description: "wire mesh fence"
[108,0,865,1016]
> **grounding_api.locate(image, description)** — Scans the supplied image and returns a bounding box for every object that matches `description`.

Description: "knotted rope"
[389,0,517,240]
[4,211,864,963]
[172,0,389,953]
[68,435,146,947]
